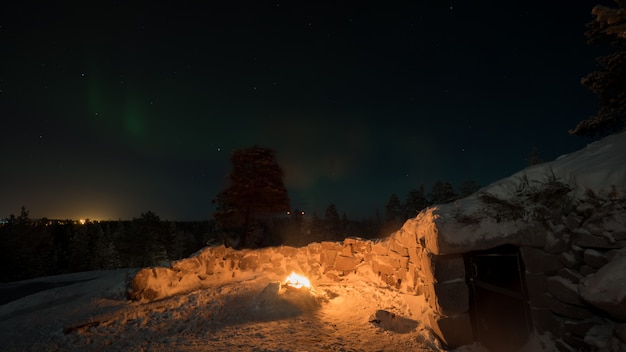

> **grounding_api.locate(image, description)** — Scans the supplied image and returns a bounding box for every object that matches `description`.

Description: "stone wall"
[127,194,626,350]
[127,209,473,348]
[519,198,626,352]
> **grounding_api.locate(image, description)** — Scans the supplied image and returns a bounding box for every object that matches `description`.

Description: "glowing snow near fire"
[284,272,311,289]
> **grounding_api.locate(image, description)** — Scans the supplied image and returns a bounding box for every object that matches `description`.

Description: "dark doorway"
[464,245,532,351]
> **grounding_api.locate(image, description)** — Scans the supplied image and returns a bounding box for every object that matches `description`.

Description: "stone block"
[548,295,595,320]
[385,255,403,270]
[428,313,474,348]
[334,255,358,271]
[238,254,259,271]
[344,237,371,253]
[547,276,584,306]
[525,273,550,308]
[171,257,201,274]
[270,253,285,268]
[433,280,470,316]
[565,214,582,231]
[391,238,409,257]
[615,323,626,344]
[372,258,395,276]
[558,268,583,284]
[580,255,626,321]
[613,231,626,241]
[571,228,620,248]
[278,245,298,258]
[407,246,420,265]
[340,244,354,257]
[128,268,152,300]
[521,247,564,274]
[417,252,436,282]
[205,258,217,275]
[321,249,337,267]
[321,241,340,250]
[530,307,560,334]
[583,249,608,268]
[545,230,570,253]
[399,256,409,271]
[580,265,597,276]
[564,318,603,338]
[371,241,389,255]
[393,227,419,248]
[554,339,577,352]
[559,251,579,270]
[325,272,341,281]
[432,254,465,283]
[258,248,273,264]
[306,242,322,254]
[583,325,614,351]
[211,244,230,259]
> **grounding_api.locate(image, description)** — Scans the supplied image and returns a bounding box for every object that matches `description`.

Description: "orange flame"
[284,272,311,289]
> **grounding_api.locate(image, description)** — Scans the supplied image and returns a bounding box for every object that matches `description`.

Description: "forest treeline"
[0,179,477,283]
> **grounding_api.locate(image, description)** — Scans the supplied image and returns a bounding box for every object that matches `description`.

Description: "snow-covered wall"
[127,207,475,347]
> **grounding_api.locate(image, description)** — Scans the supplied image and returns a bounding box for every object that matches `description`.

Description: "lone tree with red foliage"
[571,0,626,137]
[213,146,290,248]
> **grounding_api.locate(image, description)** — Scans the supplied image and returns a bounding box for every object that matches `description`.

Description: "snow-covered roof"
[416,131,626,255]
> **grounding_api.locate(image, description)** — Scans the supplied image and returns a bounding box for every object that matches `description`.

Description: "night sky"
[1,1,608,221]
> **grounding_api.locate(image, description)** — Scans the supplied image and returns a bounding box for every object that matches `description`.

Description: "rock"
[238,254,259,271]
[559,251,579,269]
[564,318,603,338]
[580,265,597,276]
[548,295,595,320]
[558,268,583,284]
[170,257,201,274]
[583,249,608,269]
[584,325,614,351]
[334,255,358,271]
[545,230,570,253]
[547,276,584,306]
[530,307,559,334]
[430,280,469,316]
[615,323,626,344]
[580,255,626,321]
[431,254,465,283]
[257,281,281,306]
[521,247,563,274]
[571,228,620,248]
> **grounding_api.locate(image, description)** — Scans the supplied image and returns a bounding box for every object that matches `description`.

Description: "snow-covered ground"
[1,268,559,352]
[0,269,440,351]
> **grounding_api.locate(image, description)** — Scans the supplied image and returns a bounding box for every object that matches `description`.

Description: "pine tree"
[384,193,404,223]
[324,203,341,240]
[570,0,626,137]
[404,185,428,219]
[213,146,290,248]
[459,180,481,198]
[428,181,457,204]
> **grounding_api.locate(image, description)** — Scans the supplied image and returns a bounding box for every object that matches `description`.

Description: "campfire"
[284,272,311,290]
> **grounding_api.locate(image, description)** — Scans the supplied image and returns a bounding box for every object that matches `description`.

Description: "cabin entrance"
[464,245,532,351]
